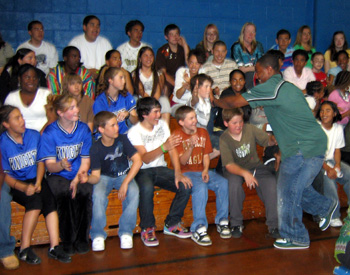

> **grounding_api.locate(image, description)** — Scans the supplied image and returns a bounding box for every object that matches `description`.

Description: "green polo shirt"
[242,74,327,161]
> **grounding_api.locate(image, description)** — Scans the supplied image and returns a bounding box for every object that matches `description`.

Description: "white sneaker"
[92,237,105,252]
[120,235,133,249]
[330,218,343,227]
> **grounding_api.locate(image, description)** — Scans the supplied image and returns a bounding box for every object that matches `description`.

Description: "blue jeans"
[135,167,191,229]
[0,183,16,258]
[185,171,229,232]
[278,152,333,245]
[90,175,139,239]
[323,160,350,219]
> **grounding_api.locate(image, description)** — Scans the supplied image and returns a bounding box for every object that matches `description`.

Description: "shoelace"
[146,229,156,240]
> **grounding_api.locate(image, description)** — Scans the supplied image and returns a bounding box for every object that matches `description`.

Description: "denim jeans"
[0,183,16,258]
[90,175,139,239]
[322,160,350,219]
[277,152,332,245]
[135,167,191,230]
[184,170,229,232]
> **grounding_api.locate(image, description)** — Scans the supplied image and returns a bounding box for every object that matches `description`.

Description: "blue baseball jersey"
[38,121,92,180]
[0,129,40,180]
[93,92,136,134]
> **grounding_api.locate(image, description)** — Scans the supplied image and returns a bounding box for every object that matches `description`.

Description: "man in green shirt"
[214,53,337,249]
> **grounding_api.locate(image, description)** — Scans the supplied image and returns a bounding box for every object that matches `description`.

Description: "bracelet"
[160,144,168,154]
[14,180,17,189]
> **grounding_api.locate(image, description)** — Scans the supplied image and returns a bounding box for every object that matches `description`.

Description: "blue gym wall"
[0,0,349,60]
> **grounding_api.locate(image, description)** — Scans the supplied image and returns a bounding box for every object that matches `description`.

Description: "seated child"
[283,49,316,93]
[219,108,279,238]
[269,29,294,72]
[39,94,93,255]
[311,52,327,87]
[127,97,192,247]
[316,101,350,227]
[61,73,94,131]
[80,111,141,251]
[96,50,134,96]
[93,67,138,134]
[0,105,70,264]
[189,74,219,158]
[328,50,349,85]
[305,81,325,116]
[174,106,230,246]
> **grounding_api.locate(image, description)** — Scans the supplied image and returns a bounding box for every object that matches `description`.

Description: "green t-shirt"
[242,74,327,161]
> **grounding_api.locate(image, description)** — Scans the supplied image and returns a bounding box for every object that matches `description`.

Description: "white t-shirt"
[320,122,345,161]
[128,119,170,169]
[305,95,316,111]
[69,34,113,70]
[139,71,154,96]
[173,67,205,105]
[17,40,58,75]
[117,41,149,73]
[187,96,211,128]
[5,88,51,132]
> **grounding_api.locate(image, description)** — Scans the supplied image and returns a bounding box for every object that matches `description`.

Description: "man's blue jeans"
[90,175,139,240]
[184,171,229,232]
[135,167,191,230]
[278,152,333,245]
[0,183,16,258]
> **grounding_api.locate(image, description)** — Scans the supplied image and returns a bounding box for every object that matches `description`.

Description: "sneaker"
[75,242,90,254]
[92,237,105,252]
[120,235,133,249]
[48,246,71,263]
[216,220,232,239]
[319,200,339,231]
[231,226,243,238]
[191,226,212,246]
[273,238,309,250]
[18,247,41,265]
[63,243,75,256]
[164,223,192,239]
[268,228,281,239]
[330,218,343,227]
[0,254,19,270]
[141,227,159,247]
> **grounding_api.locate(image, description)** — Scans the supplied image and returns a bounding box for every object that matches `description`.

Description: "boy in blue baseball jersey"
[80,111,141,251]
[0,105,70,264]
[38,94,93,256]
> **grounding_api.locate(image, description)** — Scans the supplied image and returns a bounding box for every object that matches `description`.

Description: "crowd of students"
[0,14,350,271]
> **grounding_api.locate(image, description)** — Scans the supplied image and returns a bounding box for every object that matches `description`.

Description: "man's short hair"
[222,108,244,123]
[311,52,324,61]
[28,20,43,31]
[266,49,285,61]
[276,29,291,39]
[334,50,349,61]
[213,40,227,50]
[136,97,161,122]
[292,49,309,62]
[190,74,213,91]
[94,111,116,132]
[175,105,195,123]
[164,24,180,36]
[125,20,144,35]
[83,15,100,26]
[257,53,280,72]
[62,46,80,58]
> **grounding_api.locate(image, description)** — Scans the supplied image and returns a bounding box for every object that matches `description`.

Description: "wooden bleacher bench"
[9,117,348,246]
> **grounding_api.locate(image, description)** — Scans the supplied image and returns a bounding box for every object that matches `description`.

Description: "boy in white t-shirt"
[117,20,150,73]
[127,97,192,247]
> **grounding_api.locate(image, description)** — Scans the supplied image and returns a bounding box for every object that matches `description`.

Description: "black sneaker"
[75,242,90,254]
[231,226,243,238]
[48,246,72,263]
[63,243,75,256]
[18,247,41,265]
[267,228,281,239]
